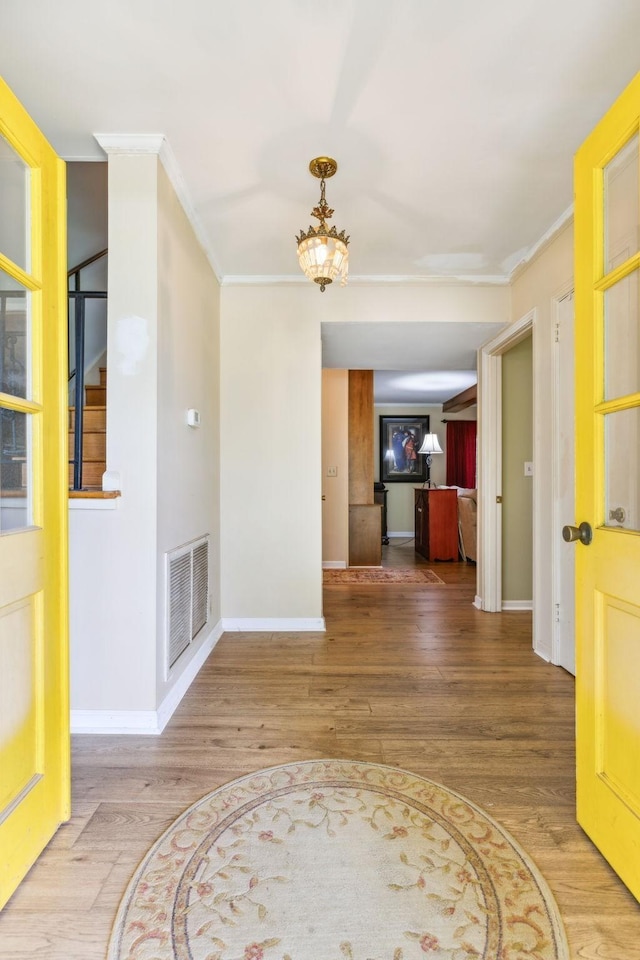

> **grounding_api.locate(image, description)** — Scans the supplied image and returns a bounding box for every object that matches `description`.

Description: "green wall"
[502,335,533,602]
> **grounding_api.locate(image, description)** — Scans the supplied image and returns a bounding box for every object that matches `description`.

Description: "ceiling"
[322,321,503,404]
[4,1,638,400]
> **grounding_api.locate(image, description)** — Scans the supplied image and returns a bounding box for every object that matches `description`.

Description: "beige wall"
[219,286,323,623]
[501,336,533,602]
[374,404,477,534]
[321,370,349,565]
[156,163,221,702]
[319,282,510,326]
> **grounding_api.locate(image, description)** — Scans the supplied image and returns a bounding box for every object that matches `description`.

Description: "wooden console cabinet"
[414,488,458,561]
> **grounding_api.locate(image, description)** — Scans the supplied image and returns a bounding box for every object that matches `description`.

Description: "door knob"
[562,522,593,545]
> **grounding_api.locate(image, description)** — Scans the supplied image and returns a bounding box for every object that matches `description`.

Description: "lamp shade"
[297,232,349,290]
[417,433,443,455]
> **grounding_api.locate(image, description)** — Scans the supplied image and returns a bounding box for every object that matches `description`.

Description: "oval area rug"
[108,760,569,960]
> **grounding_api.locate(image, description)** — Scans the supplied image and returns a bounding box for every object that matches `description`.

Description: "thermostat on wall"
[187,409,201,427]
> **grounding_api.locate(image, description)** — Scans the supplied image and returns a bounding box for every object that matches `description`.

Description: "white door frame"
[551,285,575,670]
[477,310,536,619]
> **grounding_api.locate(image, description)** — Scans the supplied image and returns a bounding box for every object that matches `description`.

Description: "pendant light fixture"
[296,157,349,292]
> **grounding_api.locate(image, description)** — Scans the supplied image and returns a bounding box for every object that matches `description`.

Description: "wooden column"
[348,370,381,565]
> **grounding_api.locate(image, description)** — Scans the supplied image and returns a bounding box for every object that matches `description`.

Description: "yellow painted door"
[0,78,69,908]
[574,71,640,900]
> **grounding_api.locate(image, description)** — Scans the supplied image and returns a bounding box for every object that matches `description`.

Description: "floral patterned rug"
[108,760,569,960]
[323,568,444,584]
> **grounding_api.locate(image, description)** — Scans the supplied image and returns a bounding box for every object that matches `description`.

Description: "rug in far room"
[323,567,444,584]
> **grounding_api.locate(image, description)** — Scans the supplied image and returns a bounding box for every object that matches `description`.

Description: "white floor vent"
[166,535,209,675]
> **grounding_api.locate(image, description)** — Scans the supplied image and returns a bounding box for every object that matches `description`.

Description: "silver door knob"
[562,522,593,545]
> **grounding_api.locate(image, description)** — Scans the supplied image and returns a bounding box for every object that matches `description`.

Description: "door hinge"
[554,320,560,343]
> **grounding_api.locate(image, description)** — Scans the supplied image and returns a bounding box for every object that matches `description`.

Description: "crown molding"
[93,133,223,282]
[94,133,166,155]
[222,273,510,287]
[351,274,510,286]
[509,204,574,282]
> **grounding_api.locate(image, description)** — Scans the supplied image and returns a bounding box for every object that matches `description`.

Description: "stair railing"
[68,249,107,490]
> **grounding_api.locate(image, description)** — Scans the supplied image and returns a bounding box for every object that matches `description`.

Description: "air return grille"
[166,535,209,673]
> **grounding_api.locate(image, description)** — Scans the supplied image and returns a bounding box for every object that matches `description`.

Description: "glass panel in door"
[0,267,31,400]
[604,132,639,274]
[0,131,30,272]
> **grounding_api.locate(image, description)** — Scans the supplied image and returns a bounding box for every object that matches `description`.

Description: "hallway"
[0,548,638,957]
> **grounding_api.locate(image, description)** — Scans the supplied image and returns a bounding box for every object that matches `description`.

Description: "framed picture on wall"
[379,415,429,483]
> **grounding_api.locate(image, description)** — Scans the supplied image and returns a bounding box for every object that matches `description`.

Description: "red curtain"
[446,421,477,488]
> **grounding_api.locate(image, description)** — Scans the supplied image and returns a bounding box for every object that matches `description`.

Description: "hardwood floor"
[1,542,638,958]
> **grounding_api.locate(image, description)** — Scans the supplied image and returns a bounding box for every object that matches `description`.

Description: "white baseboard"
[388,531,414,538]
[323,560,347,569]
[501,600,533,611]
[533,645,551,663]
[221,617,326,632]
[71,619,223,735]
[70,709,162,735]
[156,620,224,731]
[473,595,483,610]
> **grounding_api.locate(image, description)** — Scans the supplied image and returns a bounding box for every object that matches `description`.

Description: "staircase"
[68,366,106,488]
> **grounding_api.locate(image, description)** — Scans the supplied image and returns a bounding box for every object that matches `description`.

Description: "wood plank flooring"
[1,542,639,958]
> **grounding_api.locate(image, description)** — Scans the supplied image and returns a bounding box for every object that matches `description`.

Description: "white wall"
[219,286,323,625]
[70,153,221,724]
[70,154,158,713]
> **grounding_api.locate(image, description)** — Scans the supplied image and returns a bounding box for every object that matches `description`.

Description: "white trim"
[509,205,574,281]
[222,273,510,287]
[156,620,223,730]
[477,351,502,612]
[221,617,326,632]
[550,285,576,670]
[322,560,347,569]
[473,595,483,610]
[93,133,223,282]
[68,497,118,511]
[59,154,106,162]
[70,709,161,735]
[388,531,414,538]
[501,600,533,611]
[70,620,223,735]
[93,133,165,155]
[477,310,536,614]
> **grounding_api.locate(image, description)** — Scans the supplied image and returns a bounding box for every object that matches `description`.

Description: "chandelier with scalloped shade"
[296,157,349,292]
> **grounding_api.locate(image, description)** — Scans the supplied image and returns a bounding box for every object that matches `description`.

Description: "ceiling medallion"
[296,156,350,292]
